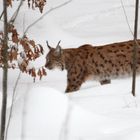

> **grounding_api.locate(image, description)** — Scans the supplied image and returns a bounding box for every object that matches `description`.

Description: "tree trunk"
[132,0,139,96]
[0,0,8,140]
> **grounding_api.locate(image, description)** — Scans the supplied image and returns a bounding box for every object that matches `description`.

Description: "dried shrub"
[0,25,47,80]
[0,0,48,80]
[6,0,46,13]
[28,0,47,13]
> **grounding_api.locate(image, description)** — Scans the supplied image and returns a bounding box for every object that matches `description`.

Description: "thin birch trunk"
[0,0,8,140]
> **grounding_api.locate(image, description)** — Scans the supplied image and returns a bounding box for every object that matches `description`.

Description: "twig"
[59,102,73,140]
[9,0,24,24]
[5,72,21,140]
[23,13,26,36]
[120,0,140,54]
[0,11,4,20]
[24,0,73,35]
[120,0,134,37]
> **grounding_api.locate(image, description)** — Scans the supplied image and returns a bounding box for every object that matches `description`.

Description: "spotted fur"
[45,40,140,93]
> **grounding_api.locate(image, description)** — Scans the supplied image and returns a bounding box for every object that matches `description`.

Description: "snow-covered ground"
[1,0,140,140]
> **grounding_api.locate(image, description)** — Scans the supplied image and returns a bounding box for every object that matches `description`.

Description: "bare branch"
[5,72,21,140]
[9,0,24,24]
[0,11,4,20]
[24,0,73,35]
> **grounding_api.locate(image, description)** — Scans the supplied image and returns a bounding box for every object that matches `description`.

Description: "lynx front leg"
[65,75,84,93]
[65,64,86,93]
[65,79,82,93]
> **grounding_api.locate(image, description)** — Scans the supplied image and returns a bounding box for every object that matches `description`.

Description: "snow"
[1,0,140,140]
[5,85,140,140]
[21,87,68,140]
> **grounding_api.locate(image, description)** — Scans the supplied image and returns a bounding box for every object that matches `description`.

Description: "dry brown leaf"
[6,0,12,7]
[12,51,18,60]
[42,67,47,76]
[19,59,28,72]
[29,40,36,48]
[12,33,19,44]
[38,44,44,54]
[28,0,46,13]
[27,50,34,60]
[31,68,36,77]
[20,39,30,51]
[8,52,13,62]
[37,69,43,80]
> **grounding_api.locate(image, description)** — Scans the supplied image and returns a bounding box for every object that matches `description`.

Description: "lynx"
[45,40,140,93]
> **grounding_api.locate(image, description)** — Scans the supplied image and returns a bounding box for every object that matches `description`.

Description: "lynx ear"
[46,41,51,50]
[56,45,61,53]
[55,40,62,56]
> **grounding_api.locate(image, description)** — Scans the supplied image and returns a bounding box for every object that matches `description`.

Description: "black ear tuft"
[57,40,61,46]
[46,41,51,50]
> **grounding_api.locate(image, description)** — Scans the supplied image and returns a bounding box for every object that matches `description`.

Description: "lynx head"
[45,41,64,70]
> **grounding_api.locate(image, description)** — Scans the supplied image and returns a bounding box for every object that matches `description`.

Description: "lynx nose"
[45,62,53,70]
[45,62,48,68]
